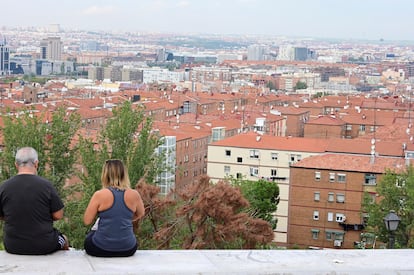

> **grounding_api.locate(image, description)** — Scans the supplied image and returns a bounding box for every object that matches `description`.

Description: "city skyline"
[1,0,414,41]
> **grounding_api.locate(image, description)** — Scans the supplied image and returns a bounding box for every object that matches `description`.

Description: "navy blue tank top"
[92,188,136,251]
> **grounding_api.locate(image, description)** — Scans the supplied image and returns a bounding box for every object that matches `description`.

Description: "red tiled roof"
[211,132,327,152]
[291,153,408,173]
[326,138,404,157]
[306,115,346,126]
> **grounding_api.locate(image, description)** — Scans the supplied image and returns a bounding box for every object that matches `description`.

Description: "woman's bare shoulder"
[94,188,112,197]
[125,188,140,198]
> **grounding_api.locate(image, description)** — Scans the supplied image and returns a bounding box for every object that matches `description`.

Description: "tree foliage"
[136,176,275,249]
[228,177,279,230]
[62,101,163,248]
[0,106,81,248]
[294,81,307,90]
[362,166,414,248]
[0,106,81,194]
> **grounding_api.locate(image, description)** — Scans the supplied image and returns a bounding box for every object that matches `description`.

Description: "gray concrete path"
[0,249,413,274]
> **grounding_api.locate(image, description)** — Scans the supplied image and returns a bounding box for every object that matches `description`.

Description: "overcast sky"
[1,0,413,41]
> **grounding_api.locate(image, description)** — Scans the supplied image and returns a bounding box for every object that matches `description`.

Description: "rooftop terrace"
[0,249,413,274]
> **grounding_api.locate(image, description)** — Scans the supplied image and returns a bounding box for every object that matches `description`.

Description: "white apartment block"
[207,133,326,245]
[247,44,268,61]
[143,68,184,84]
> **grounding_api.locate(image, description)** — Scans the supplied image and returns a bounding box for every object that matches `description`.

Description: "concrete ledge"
[0,249,413,274]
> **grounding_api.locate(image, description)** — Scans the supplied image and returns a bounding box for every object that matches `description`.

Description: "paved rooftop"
[0,249,413,274]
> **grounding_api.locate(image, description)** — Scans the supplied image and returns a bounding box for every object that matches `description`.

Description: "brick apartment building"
[288,154,408,249]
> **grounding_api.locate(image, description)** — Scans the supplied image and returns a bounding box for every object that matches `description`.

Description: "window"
[327,212,334,222]
[313,210,319,220]
[365,173,377,185]
[225,150,231,157]
[335,213,345,222]
[311,229,319,240]
[360,125,366,131]
[290,154,302,162]
[271,169,277,177]
[250,167,259,177]
[271,152,278,160]
[346,124,352,130]
[336,193,345,203]
[224,166,230,175]
[328,192,334,202]
[184,155,189,162]
[326,232,333,241]
[314,192,320,202]
[326,230,344,241]
[237,157,243,163]
[236,173,243,179]
[329,172,335,182]
[315,171,321,181]
[337,173,346,183]
[250,149,260,159]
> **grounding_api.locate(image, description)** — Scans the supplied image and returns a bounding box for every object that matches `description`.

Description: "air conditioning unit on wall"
[334,240,342,247]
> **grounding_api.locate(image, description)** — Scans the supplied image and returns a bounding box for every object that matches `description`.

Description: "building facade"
[0,35,9,75]
[40,37,63,61]
[288,154,406,249]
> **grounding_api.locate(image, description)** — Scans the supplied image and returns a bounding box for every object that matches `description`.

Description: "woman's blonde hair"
[101,159,131,190]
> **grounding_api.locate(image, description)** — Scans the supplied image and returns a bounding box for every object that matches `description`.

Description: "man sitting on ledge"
[0,147,69,255]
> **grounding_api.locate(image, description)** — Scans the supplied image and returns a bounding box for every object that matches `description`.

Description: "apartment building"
[288,154,407,249]
[207,132,327,245]
[271,106,310,137]
[0,34,9,76]
[40,37,62,61]
[304,115,346,139]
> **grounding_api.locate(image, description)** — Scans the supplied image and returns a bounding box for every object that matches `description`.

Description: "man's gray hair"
[15,147,38,166]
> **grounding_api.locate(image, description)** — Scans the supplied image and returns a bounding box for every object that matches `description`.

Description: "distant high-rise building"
[277,45,294,61]
[278,45,311,61]
[247,44,267,61]
[0,34,10,75]
[293,47,309,61]
[156,48,166,62]
[40,37,63,61]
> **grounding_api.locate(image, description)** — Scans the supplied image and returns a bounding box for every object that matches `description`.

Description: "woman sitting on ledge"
[83,159,145,257]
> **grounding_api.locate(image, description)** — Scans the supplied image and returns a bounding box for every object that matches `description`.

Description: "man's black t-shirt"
[0,174,64,255]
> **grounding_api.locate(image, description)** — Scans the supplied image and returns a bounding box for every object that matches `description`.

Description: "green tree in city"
[0,106,81,249]
[0,106,81,193]
[362,166,414,248]
[62,101,163,248]
[227,176,279,230]
[266,81,276,91]
[294,81,307,91]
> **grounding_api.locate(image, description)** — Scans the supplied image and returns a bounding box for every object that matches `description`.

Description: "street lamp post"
[383,210,401,249]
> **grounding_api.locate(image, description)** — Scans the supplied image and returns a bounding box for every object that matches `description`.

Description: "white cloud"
[81,5,116,15]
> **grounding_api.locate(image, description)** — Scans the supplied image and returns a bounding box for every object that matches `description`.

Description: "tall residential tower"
[0,34,10,75]
[40,37,62,61]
